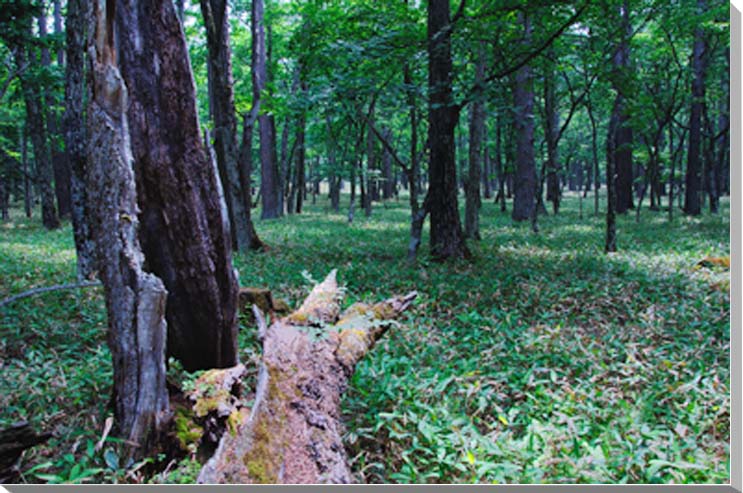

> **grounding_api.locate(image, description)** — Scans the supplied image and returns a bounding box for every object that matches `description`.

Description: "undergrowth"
[0,192,730,483]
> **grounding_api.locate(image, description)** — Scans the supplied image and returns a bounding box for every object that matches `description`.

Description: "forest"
[0,0,731,485]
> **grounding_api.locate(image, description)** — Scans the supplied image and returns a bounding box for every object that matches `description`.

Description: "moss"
[192,388,231,417]
[174,407,203,452]
[242,364,289,483]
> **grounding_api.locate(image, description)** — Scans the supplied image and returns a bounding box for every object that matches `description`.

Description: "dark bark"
[0,170,8,221]
[611,0,634,214]
[543,52,560,215]
[201,0,256,249]
[717,49,729,197]
[252,0,281,219]
[88,0,169,458]
[464,46,485,240]
[237,115,266,249]
[117,0,240,372]
[14,36,59,229]
[606,99,618,252]
[64,0,96,279]
[426,0,468,259]
[22,128,31,218]
[363,111,374,217]
[38,7,71,219]
[684,2,706,216]
[381,127,394,199]
[293,109,306,214]
[511,13,536,223]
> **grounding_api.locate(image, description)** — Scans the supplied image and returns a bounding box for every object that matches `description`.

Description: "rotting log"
[197,270,416,484]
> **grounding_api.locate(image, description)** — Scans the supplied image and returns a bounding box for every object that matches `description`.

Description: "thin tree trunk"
[543,51,561,215]
[88,0,169,459]
[293,109,306,214]
[64,0,96,279]
[606,100,619,252]
[684,0,707,216]
[14,38,59,229]
[21,128,32,218]
[117,0,241,372]
[612,0,634,214]
[464,45,485,240]
[201,0,256,250]
[252,0,281,219]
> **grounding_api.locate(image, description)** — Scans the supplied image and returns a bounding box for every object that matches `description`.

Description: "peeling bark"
[198,271,416,484]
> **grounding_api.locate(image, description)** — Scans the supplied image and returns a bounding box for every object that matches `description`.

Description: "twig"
[0,281,101,309]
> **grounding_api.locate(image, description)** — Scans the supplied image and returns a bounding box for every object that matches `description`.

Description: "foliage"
[1,192,729,483]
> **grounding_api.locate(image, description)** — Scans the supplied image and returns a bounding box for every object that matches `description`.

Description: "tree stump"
[197,270,416,483]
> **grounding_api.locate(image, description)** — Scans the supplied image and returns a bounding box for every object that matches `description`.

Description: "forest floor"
[0,192,730,484]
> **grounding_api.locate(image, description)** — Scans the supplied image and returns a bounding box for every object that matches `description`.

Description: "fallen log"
[0,422,52,483]
[197,270,416,484]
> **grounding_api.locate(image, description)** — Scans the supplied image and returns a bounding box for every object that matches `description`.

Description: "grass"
[0,191,730,484]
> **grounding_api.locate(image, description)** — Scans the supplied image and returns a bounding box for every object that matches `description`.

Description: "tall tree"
[117,0,241,372]
[87,0,168,459]
[252,0,281,219]
[511,12,536,225]
[426,0,468,259]
[64,0,95,279]
[609,0,634,214]
[684,0,707,216]
[201,0,261,249]
[464,45,485,240]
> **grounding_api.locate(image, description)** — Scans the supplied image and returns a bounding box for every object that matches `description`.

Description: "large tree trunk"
[684,0,707,216]
[14,38,59,230]
[87,0,169,459]
[64,0,96,279]
[201,0,257,250]
[116,0,240,372]
[252,0,281,219]
[612,0,634,214]
[426,0,468,260]
[197,271,416,483]
[464,47,485,240]
[38,5,72,219]
[511,13,536,223]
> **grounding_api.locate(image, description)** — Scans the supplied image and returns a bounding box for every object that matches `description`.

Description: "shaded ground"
[0,192,730,483]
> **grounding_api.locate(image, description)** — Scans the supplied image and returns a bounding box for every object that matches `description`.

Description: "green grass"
[0,191,730,484]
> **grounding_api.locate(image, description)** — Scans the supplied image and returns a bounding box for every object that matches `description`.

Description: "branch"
[1,281,101,308]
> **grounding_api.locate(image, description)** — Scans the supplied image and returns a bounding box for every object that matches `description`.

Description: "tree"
[116,0,241,372]
[511,12,536,226]
[464,45,485,240]
[64,0,95,279]
[201,0,262,249]
[87,0,168,459]
[684,0,708,216]
[426,0,468,260]
[252,0,282,219]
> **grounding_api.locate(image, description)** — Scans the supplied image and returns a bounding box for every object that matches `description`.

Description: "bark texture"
[252,0,281,219]
[426,0,468,259]
[64,0,96,279]
[87,0,169,458]
[197,270,416,483]
[116,0,240,372]
[511,13,536,223]
[684,0,707,216]
[464,51,485,240]
[611,0,634,214]
[201,0,256,249]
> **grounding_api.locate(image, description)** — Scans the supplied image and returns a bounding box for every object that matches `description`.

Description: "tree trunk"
[381,127,394,200]
[252,0,281,219]
[464,47,485,240]
[511,13,536,223]
[684,0,707,216]
[14,37,59,230]
[606,99,619,252]
[22,128,32,218]
[293,109,306,214]
[38,6,72,219]
[87,0,169,459]
[197,271,417,483]
[587,98,600,215]
[612,0,634,214]
[237,115,265,249]
[117,0,241,372]
[201,0,256,250]
[64,0,96,279]
[543,52,561,215]
[363,113,374,218]
[426,0,468,259]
